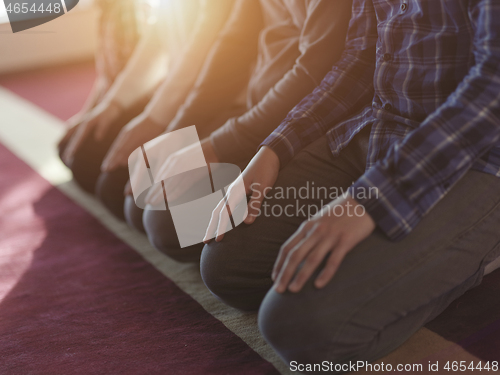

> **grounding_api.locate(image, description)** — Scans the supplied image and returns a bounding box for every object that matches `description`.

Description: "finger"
[281,221,315,255]
[101,134,125,172]
[94,116,111,141]
[215,197,232,242]
[104,145,129,172]
[58,125,77,150]
[203,199,226,243]
[272,221,312,281]
[62,123,92,165]
[315,237,354,289]
[62,128,84,164]
[274,233,321,294]
[288,236,338,293]
[221,177,250,224]
[244,188,264,224]
[109,137,138,171]
[124,181,132,196]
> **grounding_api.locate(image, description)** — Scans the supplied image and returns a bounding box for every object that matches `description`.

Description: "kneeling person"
[202,0,500,369]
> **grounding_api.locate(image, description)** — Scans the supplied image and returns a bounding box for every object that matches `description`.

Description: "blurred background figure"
[60,0,141,137]
[58,0,236,224]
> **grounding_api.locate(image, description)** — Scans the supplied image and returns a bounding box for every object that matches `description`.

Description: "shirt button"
[383,53,392,61]
[401,3,408,12]
[384,103,393,111]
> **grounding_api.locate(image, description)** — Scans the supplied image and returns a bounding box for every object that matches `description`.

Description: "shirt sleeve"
[350,0,500,241]
[144,0,235,127]
[260,0,378,167]
[104,24,169,109]
[166,0,264,133]
[210,0,354,164]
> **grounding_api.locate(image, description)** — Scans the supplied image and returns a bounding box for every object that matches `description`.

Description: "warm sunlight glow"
[0,1,8,23]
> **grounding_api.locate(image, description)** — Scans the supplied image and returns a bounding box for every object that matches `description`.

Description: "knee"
[200,239,268,311]
[142,208,181,251]
[258,289,374,370]
[95,169,129,220]
[69,152,99,194]
[65,135,103,194]
[258,289,327,365]
[143,209,201,263]
[124,195,145,233]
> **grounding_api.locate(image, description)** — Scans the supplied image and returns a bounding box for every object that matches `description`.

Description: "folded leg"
[259,169,500,369]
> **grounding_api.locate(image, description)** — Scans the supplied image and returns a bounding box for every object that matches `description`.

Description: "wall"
[0,2,98,74]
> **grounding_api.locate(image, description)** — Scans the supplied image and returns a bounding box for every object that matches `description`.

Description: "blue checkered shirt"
[261,0,500,240]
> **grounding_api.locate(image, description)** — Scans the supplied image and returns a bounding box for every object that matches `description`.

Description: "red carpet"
[0,142,279,374]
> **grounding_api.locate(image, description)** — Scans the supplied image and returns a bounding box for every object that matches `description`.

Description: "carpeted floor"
[0,140,279,375]
[0,63,499,374]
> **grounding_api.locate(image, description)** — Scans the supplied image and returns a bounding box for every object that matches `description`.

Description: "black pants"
[143,126,500,371]
[58,97,149,223]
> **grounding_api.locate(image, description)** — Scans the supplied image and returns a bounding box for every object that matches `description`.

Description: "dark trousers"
[145,126,500,371]
[58,97,149,223]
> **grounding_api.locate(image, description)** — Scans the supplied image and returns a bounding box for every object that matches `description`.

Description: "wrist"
[260,146,280,171]
[346,194,376,229]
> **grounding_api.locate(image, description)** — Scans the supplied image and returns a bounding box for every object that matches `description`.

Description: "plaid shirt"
[261,0,500,241]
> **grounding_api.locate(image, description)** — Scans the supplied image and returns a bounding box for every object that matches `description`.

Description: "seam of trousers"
[351,269,484,367]
[325,193,500,352]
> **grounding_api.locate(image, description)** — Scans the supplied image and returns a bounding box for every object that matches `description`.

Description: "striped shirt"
[261,0,500,241]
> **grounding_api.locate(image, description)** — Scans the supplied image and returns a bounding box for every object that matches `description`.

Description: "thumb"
[244,184,266,224]
[101,131,127,172]
[62,122,92,166]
